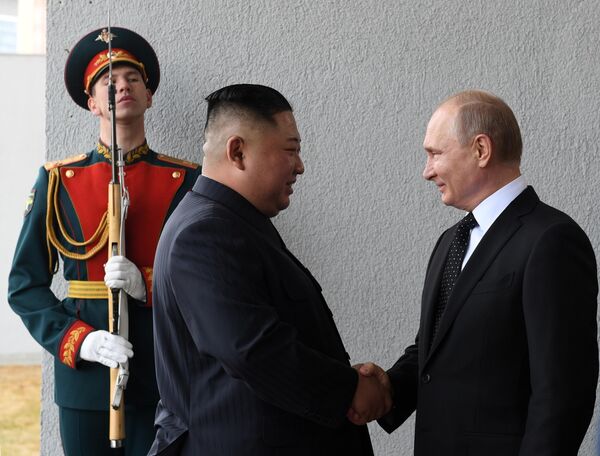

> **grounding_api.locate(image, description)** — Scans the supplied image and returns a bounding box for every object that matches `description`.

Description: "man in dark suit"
[351,90,598,455]
[149,84,388,455]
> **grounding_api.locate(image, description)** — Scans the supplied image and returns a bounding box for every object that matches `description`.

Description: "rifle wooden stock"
[107,182,125,444]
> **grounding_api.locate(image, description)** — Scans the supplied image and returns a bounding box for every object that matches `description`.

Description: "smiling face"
[87,65,152,122]
[242,111,304,217]
[422,103,485,211]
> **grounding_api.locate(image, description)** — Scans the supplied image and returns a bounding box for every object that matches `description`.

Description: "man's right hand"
[79,330,134,368]
[347,362,392,425]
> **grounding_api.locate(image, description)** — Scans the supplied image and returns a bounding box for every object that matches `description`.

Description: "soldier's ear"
[87,96,101,116]
[146,89,152,109]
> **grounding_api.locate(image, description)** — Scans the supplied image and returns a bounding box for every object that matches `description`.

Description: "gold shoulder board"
[157,154,200,169]
[44,153,88,171]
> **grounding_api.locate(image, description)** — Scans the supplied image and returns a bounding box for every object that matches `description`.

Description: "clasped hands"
[347,362,392,425]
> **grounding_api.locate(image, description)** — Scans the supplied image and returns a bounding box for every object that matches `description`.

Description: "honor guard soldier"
[8,26,200,455]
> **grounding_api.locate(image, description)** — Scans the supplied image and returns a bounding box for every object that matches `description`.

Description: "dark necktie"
[430,212,478,346]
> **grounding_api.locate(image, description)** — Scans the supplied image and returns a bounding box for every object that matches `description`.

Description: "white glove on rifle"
[104,255,146,301]
[79,330,134,368]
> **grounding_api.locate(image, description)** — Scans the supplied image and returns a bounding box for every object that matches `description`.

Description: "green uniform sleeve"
[8,166,91,363]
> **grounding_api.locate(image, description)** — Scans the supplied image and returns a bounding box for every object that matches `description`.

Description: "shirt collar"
[471,175,528,233]
[96,140,150,164]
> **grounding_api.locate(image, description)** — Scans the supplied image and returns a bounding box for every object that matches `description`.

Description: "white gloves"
[104,255,146,301]
[84,256,139,369]
[79,330,133,368]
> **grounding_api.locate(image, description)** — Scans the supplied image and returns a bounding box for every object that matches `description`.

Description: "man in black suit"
[149,84,389,455]
[352,90,598,455]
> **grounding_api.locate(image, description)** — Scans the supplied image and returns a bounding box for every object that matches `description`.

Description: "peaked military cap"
[64,26,160,110]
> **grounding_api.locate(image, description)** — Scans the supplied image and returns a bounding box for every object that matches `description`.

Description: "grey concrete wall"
[44,1,600,454]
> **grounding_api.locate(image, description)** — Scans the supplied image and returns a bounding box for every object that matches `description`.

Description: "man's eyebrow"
[102,69,140,78]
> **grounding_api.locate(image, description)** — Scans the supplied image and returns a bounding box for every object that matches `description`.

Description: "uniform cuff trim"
[59,321,94,369]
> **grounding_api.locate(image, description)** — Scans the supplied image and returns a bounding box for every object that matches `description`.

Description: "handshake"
[347,362,392,425]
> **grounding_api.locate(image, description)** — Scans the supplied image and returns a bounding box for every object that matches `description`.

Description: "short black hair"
[204,84,292,131]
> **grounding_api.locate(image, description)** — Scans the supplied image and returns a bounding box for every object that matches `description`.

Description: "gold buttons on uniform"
[172,171,181,179]
[65,170,75,178]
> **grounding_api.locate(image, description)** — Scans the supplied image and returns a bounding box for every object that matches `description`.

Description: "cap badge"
[95,29,116,44]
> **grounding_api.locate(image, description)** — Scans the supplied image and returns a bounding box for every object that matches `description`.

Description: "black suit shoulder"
[524,198,583,229]
[514,197,595,263]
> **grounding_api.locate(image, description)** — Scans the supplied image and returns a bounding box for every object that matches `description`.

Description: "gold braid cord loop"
[46,168,109,270]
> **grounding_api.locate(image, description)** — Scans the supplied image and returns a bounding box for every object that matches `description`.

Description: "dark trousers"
[59,405,155,456]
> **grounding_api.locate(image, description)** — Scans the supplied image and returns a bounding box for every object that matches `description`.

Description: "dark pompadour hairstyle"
[204,84,293,131]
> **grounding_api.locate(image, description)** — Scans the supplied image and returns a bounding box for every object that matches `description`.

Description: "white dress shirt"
[462,175,528,269]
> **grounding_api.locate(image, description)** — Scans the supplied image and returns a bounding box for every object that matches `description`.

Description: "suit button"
[421,373,431,384]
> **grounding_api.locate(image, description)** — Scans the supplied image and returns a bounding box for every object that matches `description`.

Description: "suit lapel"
[419,229,454,363]
[422,187,539,370]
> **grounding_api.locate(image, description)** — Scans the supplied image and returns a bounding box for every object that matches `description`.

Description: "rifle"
[104,8,130,451]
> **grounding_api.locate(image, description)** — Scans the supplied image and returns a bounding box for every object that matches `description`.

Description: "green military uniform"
[8,26,201,455]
